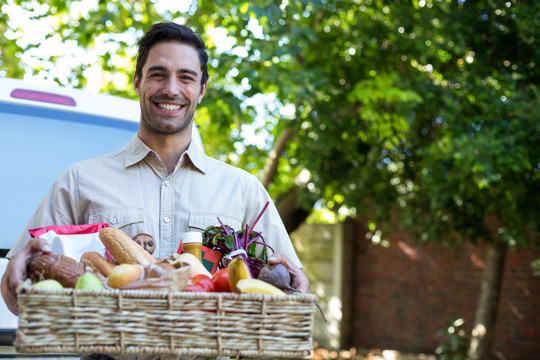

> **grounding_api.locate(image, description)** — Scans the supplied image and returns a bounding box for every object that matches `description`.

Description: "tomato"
[212,268,231,292]
[186,274,214,292]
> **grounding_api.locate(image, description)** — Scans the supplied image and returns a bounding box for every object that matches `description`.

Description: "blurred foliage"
[532,259,540,277]
[435,318,468,360]
[0,0,538,249]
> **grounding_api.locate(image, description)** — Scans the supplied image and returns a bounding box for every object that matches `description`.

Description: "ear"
[197,81,208,104]
[134,74,141,97]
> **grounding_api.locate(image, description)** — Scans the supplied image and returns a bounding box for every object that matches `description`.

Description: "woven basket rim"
[18,282,319,302]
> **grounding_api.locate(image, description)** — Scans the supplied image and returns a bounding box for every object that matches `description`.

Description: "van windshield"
[0,102,139,251]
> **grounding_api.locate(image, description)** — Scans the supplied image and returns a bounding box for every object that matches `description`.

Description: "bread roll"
[81,251,115,277]
[107,264,143,288]
[99,227,157,266]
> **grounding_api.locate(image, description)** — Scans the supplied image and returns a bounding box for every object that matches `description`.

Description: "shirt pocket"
[88,207,144,234]
[188,213,242,232]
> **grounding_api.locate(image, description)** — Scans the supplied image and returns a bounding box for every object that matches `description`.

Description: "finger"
[10,239,45,269]
[267,253,294,270]
[11,237,51,272]
[2,238,52,315]
[268,253,310,293]
[2,273,20,315]
[2,262,23,315]
[24,238,52,256]
[290,268,311,293]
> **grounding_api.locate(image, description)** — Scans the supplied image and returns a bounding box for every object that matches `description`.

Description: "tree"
[1,1,538,358]
[192,5,539,358]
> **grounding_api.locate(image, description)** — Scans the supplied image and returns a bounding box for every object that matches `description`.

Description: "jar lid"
[182,232,202,244]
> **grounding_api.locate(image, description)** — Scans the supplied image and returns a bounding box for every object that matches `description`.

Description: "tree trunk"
[260,127,313,234]
[467,239,507,360]
[261,127,294,189]
[275,185,311,234]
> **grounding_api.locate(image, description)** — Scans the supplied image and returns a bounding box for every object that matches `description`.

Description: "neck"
[138,131,191,174]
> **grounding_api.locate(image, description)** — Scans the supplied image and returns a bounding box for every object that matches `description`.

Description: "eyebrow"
[146,65,199,78]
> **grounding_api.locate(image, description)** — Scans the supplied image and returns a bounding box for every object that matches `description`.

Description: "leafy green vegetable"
[202,202,274,277]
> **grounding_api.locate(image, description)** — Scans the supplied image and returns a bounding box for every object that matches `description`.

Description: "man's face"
[134,41,207,136]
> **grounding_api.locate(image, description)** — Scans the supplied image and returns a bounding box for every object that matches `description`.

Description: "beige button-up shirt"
[7,134,301,267]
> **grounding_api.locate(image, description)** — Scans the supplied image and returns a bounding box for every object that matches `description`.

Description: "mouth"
[155,102,184,112]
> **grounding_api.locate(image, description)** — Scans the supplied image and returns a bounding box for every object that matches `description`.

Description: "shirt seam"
[245,179,257,227]
[74,167,81,225]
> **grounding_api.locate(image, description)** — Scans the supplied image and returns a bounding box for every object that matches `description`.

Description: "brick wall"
[347,225,540,359]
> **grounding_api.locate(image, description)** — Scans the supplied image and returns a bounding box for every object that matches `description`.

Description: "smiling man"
[2,22,309,324]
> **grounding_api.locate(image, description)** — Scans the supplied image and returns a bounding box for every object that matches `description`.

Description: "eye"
[180,75,195,82]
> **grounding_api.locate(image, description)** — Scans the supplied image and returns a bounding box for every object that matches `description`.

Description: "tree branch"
[262,127,294,189]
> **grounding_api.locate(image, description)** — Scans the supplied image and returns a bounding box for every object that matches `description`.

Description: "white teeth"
[158,103,181,111]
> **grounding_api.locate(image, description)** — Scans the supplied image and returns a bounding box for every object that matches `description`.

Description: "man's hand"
[1,238,51,315]
[267,253,310,293]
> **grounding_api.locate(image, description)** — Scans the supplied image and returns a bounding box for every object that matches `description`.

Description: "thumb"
[26,238,52,255]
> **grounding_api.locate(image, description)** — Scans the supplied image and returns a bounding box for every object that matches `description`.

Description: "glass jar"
[181,232,203,262]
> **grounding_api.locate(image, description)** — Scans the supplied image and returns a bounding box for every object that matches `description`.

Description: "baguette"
[81,251,115,277]
[99,227,157,266]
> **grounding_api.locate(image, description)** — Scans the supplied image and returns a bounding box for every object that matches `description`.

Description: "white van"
[0,77,203,345]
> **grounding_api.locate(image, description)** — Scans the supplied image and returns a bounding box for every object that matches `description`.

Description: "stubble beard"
[141,102,195,136]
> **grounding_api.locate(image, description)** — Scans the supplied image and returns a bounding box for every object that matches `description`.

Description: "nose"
[161,76,180,98]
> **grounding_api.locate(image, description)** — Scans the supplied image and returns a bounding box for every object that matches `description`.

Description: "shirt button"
[164,217,170,223]
[110,218,117,224]
[164,180,171,186]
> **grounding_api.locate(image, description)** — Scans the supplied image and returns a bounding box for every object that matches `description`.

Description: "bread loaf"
[29,253,86,288]
[80,251,115,277]
[99,227,157,266]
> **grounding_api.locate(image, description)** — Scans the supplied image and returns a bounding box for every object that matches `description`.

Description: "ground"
[309,343,436,360]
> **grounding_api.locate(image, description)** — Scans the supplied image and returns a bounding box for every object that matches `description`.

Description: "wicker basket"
[15,284,317,358]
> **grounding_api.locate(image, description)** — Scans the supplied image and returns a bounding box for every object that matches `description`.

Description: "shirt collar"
[183,141,208,174]
[124,133,207,174]
[125,134,153,168]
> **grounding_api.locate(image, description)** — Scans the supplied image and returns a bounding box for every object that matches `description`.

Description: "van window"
[0,102,138,251]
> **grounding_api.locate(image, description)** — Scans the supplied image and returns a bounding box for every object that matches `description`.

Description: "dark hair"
[135,22,209,87]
